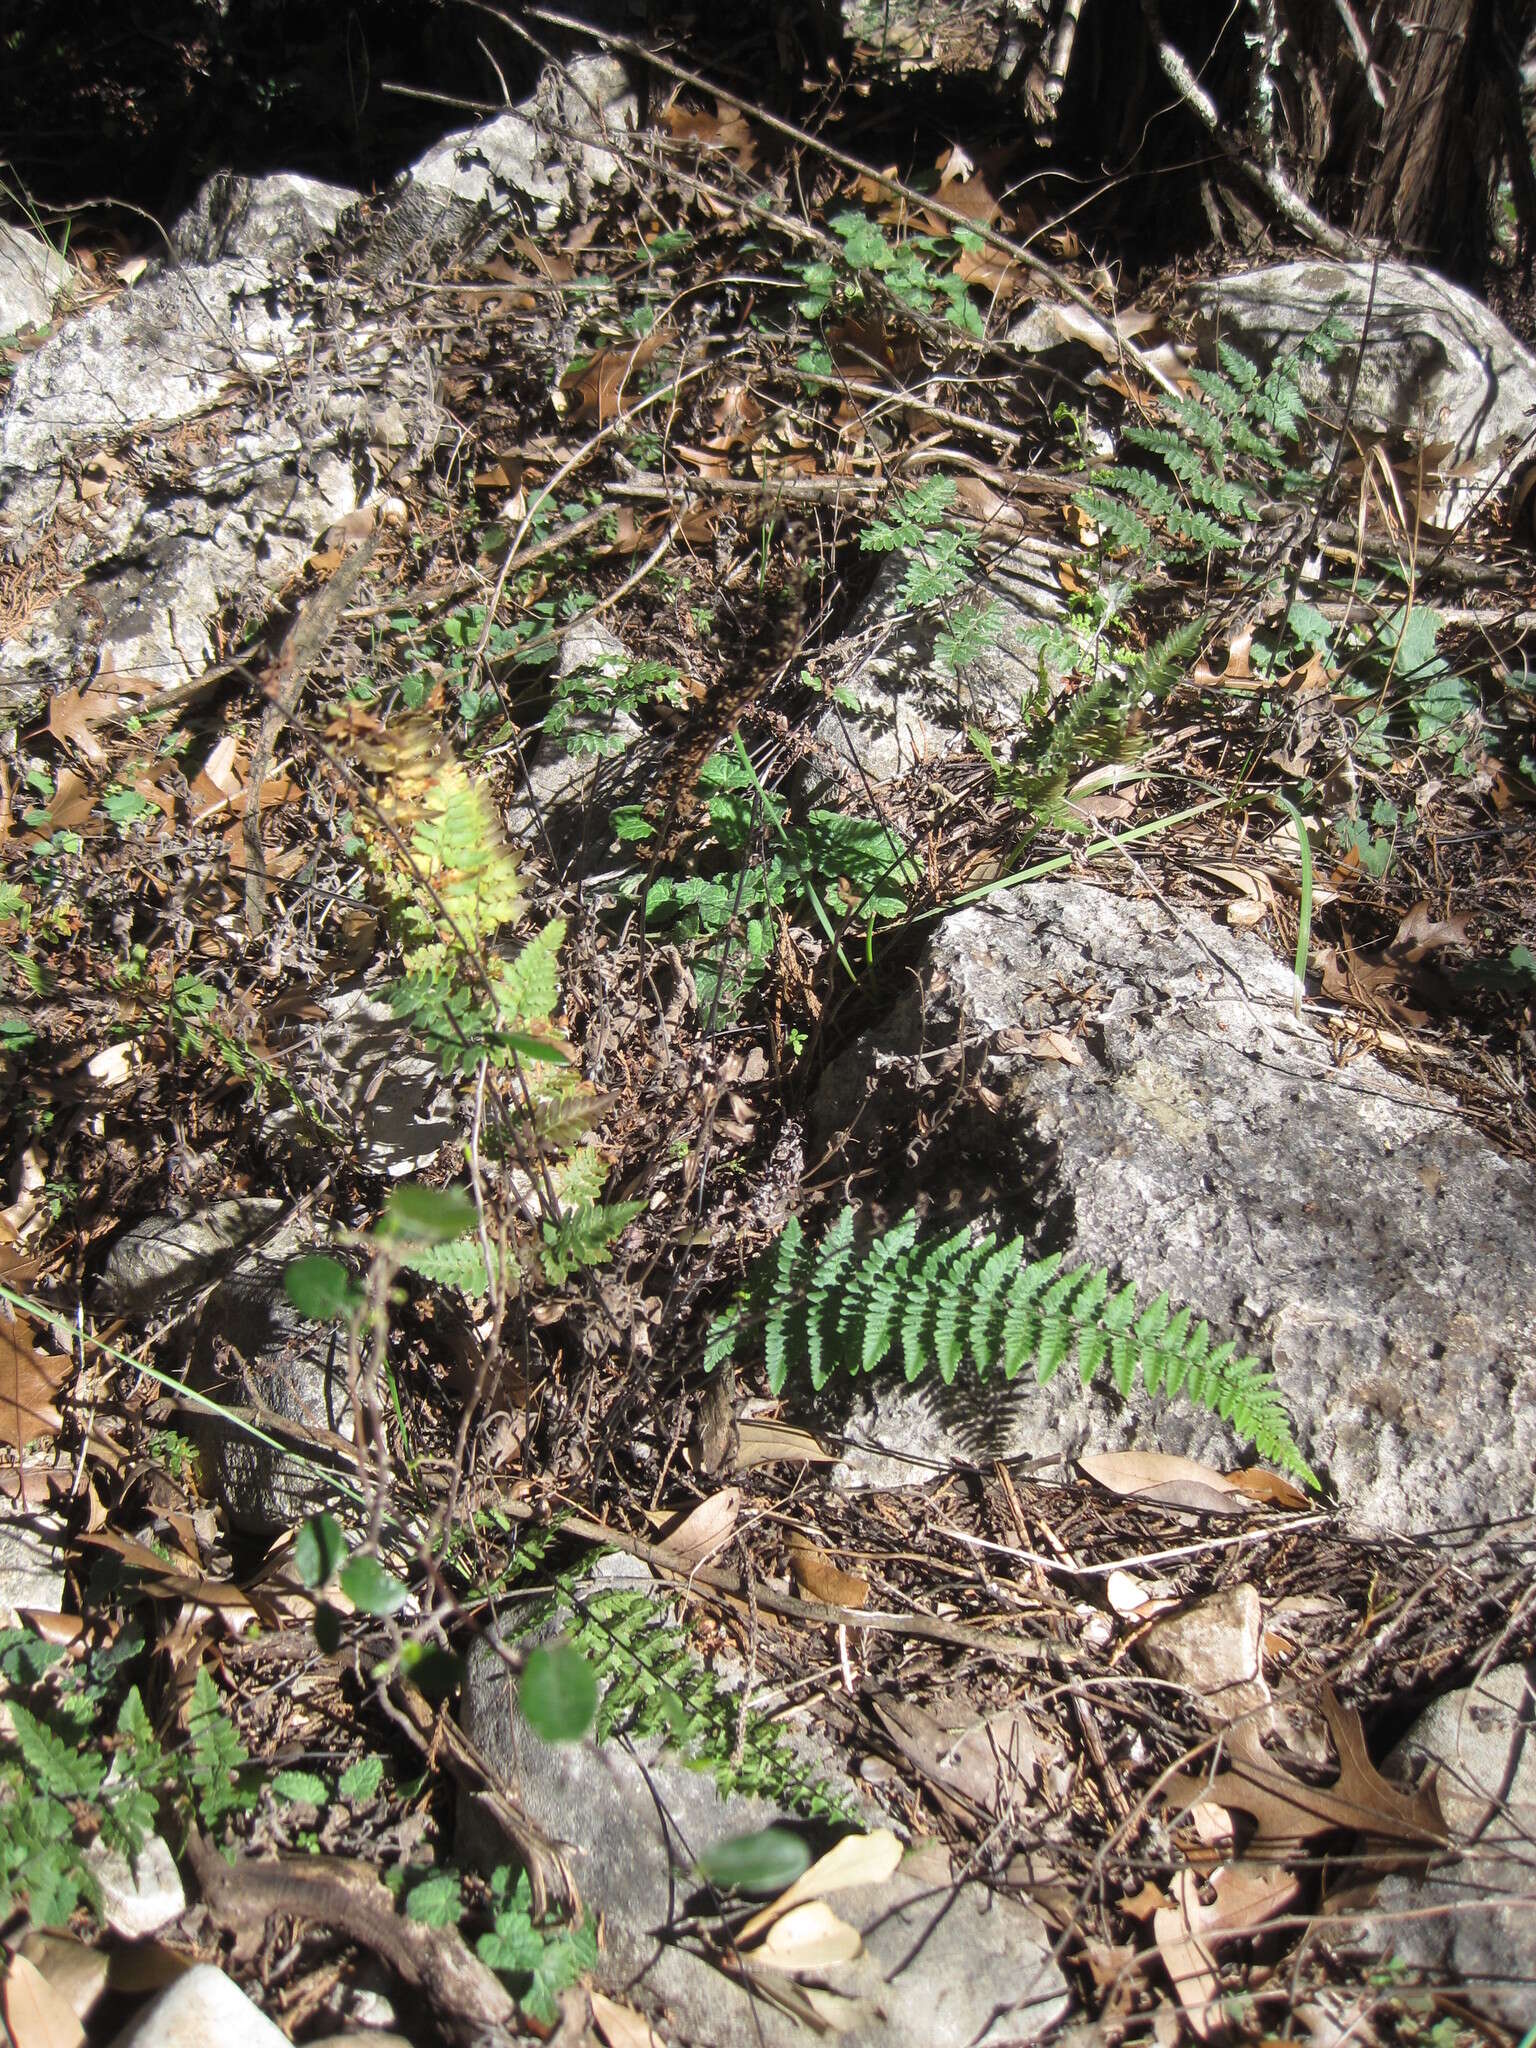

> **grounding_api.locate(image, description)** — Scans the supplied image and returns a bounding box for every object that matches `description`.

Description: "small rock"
[171,171,359,267]
[0,222,72,338]
[1344,1664,1536,2028]
[1136,1585,1275,1735]
[808,545,1065,787]
[0,1511,66,1618]
[185,1224,355,1537]
[109,1964,288,2048]
[85,1831,185,1939]
[264,984,455,1179]
[96,1200,285,1315]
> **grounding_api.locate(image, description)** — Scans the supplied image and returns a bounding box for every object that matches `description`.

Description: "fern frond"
[514,1574,857,1819]
[708,1207,1314,1483]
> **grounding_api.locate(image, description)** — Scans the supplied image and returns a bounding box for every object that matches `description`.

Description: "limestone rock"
[811,882,1536,1535]
[110,1964,288,2048]
[185,1226,355,1536]
[1136,1584,1275,1735]
[171,171,359,267]
[0,1510,66,1618]
[84,1831,185,1939]
[96,1199,285,1315]
[0,58,632,718]
[264,985,455,1180]
[809,540,1065,787]
[0,222,72,338]
[459,1625,1068,2046]
[1191,261,1536,529]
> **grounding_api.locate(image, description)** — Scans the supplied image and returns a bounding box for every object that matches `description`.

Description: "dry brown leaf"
[47,687,129,769]
[1154,1862,1299,2040]
[590,1990,668,2048]
[662,98,758,171]
[871,1696,1062,1822]
[786,1534,869,1609]
[0,1308,72,1452]
[946,473,1025,541]
[1166,1686,1447,1850]
[739,1828,903,1945]
[15,1935,107,2025]
[1223,1468,1309,1510]
[749,1900,862,1973]
[1388,901,1472,964]
[44,768,95,834]
[1078,1450,1255,1515]
[2,1954,85,2048]
[1119,1880,1168,1922]
[1031,1028,1084,1066]
[650,1487,740,1571]
[730,1419,837,1471]
[558,327,671,427]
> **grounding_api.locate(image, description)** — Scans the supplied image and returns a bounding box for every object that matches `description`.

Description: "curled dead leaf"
[650,1488,740,1571]
[787,1534,869,1609]
[747,1899,862,1973]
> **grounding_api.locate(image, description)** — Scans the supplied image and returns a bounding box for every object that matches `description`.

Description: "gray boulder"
[1191,261,1536,529]
[1343,1664,1536,2027]
[459,1625,1069,2046]
[812,882,1536,1535]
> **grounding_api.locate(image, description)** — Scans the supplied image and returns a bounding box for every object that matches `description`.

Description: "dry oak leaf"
[1079,1450,1280,1516]
[1387,901,1472,965]
[1165,1686,1447,1852]
[1154,1861,1300,2040]
[786,1533,869,1609]
[1,1308,72,1452]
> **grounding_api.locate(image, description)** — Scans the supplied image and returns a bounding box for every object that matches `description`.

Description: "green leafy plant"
[706,1207,1314,1483]
[0,1630,256,1931]
[794,208,986,336]
[626,738,917,1014]
[478,1864,598,2025]
[976,321,1355,828]
[545,654,687,756]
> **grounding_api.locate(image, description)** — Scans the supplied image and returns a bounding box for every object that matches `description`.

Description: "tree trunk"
[1344,0,1514,262]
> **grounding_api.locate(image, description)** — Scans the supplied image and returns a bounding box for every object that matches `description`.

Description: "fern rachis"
[708,1207,1315,1483]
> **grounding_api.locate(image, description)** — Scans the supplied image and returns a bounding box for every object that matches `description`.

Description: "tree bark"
[1351,0,1487,254]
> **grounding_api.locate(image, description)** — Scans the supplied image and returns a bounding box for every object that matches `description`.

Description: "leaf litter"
[0,13,1532,2045]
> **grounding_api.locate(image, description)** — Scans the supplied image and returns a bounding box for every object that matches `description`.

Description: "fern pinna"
[706,1207,1313,1483]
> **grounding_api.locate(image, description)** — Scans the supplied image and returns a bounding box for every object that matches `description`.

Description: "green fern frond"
[515,1576,857,1819]
[1091,467,1242,554]
[1073,487,1155,557]
[710,1207,1315,1483]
